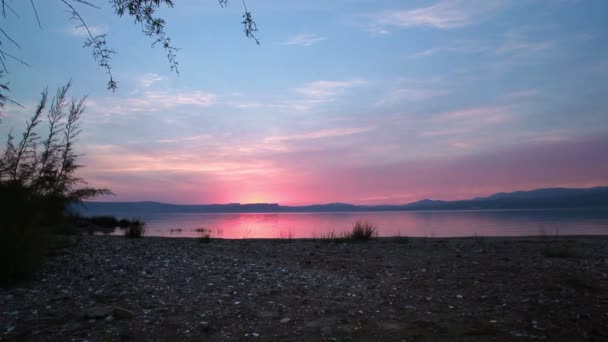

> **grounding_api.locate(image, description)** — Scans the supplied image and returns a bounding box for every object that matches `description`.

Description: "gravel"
[1,235,607,341]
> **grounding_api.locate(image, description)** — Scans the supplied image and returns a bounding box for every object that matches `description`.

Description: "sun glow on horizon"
[5,1,605,205]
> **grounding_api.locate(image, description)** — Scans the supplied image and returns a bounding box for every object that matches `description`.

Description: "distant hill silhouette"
[75,186,608,216]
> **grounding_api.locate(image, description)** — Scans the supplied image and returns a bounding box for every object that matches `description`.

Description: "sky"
[1,0,608,205]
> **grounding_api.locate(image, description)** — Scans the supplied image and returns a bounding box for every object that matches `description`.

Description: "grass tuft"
[542,244,579,258]
[198,233,211,243]
[348,220,377,241]
[125,219,145,238]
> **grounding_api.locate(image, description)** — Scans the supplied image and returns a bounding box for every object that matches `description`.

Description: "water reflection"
[95,209,608,238]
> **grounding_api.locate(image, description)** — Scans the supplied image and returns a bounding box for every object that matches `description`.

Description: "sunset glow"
[2,0,607,205]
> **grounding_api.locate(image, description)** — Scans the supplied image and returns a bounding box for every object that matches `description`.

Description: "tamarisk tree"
[0,0,259,114]
[0,82,111,222]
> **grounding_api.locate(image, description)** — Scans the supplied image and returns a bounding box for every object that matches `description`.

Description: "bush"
[0,225,47,287]
[198,234,211,243]
[87,215,120,228]
[125,219,145,238]
[81,216,138,229]
[118,219,132,228]
[0,83,111,286]
[348,220,377,241]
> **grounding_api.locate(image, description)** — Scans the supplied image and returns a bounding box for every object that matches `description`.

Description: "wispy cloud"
[376,88,449,106]
[420,106,513,139]
[264,126,373,144]
[138,73,165,88]
[496,27,554,55]
[432,105,512,124]
[421,128,470,137]
[87,90,217,116]
[155,134,212,144]
[369,0,507,34]
[279,33,326,47]
[517,129,574,143]
[67,25,108,37]
[295,79,367,101]
[83,144,277,177]
[410,40,489,58]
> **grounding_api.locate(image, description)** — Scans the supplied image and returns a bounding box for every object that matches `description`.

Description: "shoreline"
[1,234,607,341]
[125,234,608,240]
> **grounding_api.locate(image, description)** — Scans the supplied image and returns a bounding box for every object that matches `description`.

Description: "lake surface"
[95,209,608,238]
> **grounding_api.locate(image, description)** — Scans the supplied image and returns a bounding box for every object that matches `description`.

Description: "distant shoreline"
[77,186,608,215]
[80,207,608,214]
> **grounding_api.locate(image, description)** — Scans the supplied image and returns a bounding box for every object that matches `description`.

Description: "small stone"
[200,321,212,333]
[321,326,333,336]
[83,306,109,319]
[112,307,135,319]
[280,317,291,324]
[510,330,528,337]
[251,332,259,337]
[456,294,463,299]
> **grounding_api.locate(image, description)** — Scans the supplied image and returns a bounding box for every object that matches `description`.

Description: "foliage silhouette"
[0,82,111,286]
[0,0,260,111]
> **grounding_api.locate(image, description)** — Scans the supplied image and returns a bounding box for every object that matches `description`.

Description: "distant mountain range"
[75,186,608,216]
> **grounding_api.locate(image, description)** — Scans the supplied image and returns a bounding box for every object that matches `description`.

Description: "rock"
[381,322,403,331]
[83,306,109,319]
[321,326,333,337]
[280,317,291,324]
[112,307,135,319]
[200,321,212,333]
[510,330,528,337]
[257,310,277,319]
[305,320,321,328]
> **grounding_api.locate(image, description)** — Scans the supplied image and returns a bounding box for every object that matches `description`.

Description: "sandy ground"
[1,234,607,341]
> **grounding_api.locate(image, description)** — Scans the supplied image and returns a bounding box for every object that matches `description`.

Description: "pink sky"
[80,135,608,205]
[4,1,607,205]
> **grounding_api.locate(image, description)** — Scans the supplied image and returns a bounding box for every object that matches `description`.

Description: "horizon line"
[82,185,608,207]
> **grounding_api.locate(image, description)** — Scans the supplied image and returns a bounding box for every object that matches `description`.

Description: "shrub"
[125,219,145,238]
[0,224,47,287]
[118,219,132,228]
[348,220,377,241]
[88,215,120,228]
[0,83,111,286]
[313,231,348,243]
[198,234,211,243]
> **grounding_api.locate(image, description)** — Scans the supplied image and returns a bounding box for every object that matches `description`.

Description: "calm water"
[97,209,608,238]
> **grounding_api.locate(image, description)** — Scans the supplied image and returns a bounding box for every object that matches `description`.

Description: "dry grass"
[348,220,377,241]
[125,219,145,238]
